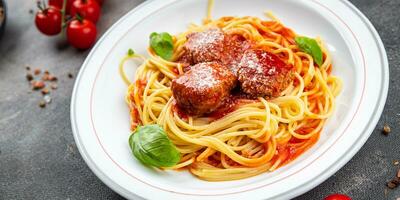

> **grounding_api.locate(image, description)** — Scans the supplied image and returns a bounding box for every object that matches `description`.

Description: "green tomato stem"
[60,0,67,38]
[75,13,84,23]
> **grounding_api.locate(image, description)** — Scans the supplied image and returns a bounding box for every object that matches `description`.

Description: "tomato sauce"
[135,79,147,99]
[205,95,241,120]
[172,67,179,75]
[172,101,189,121]
[130,106,141,131]
[276,133,319,167]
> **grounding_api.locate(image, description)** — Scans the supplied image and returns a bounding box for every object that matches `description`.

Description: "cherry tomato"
[67,18,97,49]
[70,0,100,23]
[48,0,63,9]
[48,0,75,13]
[324,194,352,200]
[94,0,103,6]
[35,7,62,36]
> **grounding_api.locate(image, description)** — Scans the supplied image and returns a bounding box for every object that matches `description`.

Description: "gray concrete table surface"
[0,0,398,199]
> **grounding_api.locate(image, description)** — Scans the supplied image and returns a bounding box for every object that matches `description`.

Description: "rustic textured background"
[0,0,398,199]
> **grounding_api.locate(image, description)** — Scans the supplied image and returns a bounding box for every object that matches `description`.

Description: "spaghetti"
[121,4,342,181]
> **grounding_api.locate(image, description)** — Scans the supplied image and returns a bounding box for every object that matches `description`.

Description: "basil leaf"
[295,36,323,66]
[149,32,174,60]
[129,124,180,167]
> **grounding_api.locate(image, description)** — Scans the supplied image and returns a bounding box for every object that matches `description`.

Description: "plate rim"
[70,0,389,199]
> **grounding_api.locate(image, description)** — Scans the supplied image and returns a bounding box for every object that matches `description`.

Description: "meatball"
[181,28,251,74]
[183,28,225,64]
[171,62,237,116]
[221,35,252,76]
[237,49,294,98]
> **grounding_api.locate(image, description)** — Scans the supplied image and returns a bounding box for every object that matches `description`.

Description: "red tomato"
[35,7,62,36]
[324,194,352,200]
[70,0,100,23]
[66,19,97,49]
[94,0,103,6]
[48,0,75,13]
[48,0,63,9]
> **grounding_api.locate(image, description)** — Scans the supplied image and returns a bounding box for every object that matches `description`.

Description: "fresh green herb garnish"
[127,48,135,56]
[149,32,174,60]
[129,125,180,167]
[295,36,323,66]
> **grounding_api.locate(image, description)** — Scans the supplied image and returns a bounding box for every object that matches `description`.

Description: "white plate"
[71,0,389,199]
